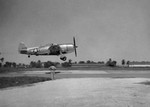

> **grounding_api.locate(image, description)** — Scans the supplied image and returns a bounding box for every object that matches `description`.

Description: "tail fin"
[18,42,27,53]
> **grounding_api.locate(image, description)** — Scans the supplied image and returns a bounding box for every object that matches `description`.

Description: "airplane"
[18,37,78,61]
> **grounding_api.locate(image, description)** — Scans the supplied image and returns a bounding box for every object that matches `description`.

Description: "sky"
[0,0,150,64]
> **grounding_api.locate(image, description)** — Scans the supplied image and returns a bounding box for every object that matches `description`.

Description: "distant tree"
[106,58,112,66]
[12,62,16,68]
[44,62,48,68]
[0,57,4,67]
[0,57,4,63]
[86,60,91,64]
[78,61,85,64]
[106,59,117,67]
[68,59,72,64]
[90,61,96,64]
[121,59,125,66]
[98,61,105,64]
[54,62,60,66]
[4,62,12,67]
[109,58,112,62]
[61,62,72,67]
[126,61,130,67]
[44,61,54,68]
[112,61,117,66]
[36,60,42,68]
[74,61,77,64]
[30,61,37,68]
[18,63,22,67]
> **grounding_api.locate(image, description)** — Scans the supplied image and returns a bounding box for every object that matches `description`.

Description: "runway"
[0,70,150,107]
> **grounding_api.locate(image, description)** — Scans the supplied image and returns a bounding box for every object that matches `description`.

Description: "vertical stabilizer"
[18,42,27,54]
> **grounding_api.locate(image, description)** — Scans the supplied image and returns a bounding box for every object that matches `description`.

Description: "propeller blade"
[75,47,77,57]
[73,37,77,57]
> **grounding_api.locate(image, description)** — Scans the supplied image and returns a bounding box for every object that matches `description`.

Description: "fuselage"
[19,43,75,56]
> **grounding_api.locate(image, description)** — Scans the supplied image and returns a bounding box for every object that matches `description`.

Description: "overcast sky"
[0,0,150,64]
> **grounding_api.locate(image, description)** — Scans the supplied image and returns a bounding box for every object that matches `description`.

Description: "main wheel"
[60,56,67,61]
[28,55,30,58]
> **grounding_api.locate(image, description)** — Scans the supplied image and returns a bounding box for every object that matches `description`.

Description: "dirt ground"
[0,70,150,107]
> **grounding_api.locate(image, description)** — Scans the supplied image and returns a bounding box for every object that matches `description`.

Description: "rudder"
[18,42,27,53]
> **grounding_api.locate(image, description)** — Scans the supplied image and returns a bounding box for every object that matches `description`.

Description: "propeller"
[73,37,78,57]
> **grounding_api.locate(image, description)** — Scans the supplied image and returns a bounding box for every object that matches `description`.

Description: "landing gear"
[60,56,67,61]
[59,50,67,61]
[28,55,30,58]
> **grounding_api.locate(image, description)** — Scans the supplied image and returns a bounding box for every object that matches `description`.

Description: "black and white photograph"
[0,0,150,107]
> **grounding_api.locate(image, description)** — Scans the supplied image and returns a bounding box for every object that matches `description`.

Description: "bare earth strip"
[0,70,150,107]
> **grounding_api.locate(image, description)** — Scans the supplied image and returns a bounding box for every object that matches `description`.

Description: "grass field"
[0,76,51,89]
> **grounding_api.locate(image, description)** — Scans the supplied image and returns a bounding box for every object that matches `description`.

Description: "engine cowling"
[59,44,74,54]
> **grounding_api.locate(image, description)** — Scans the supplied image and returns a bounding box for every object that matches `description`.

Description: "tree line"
[1,56,150,68]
